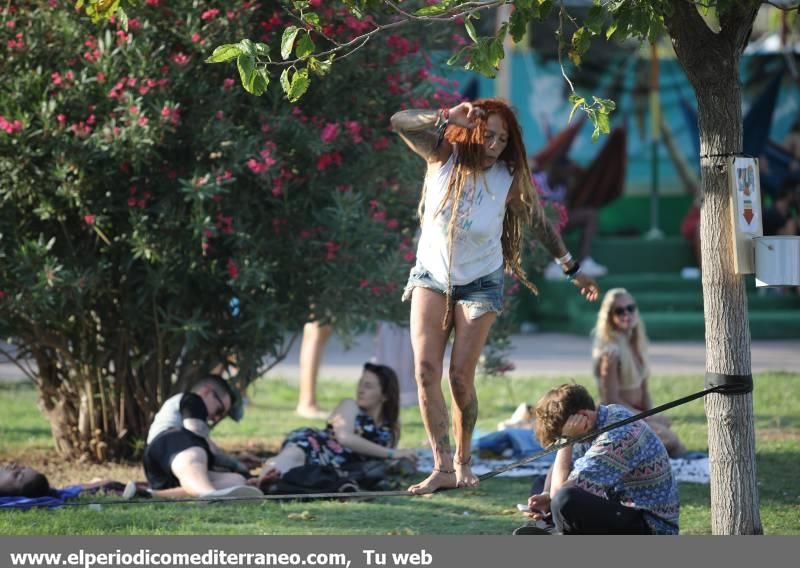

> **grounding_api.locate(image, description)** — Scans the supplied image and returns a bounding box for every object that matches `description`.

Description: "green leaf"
[586,4,604,35]
[251,68,270,97]
[237,54,257,93]
[254,42,270,57]
[303,12,321,27]
[287,68,310,102]
[206,44,244,64]
[606,22,618,40]
[572,27,590,57]
[308,56,331,76]
[296,33,315,59]
[464,18,479,43]
[117,6,128,32]
[281,26,300,60]
[280,68,292,96]
[415,3,448,16]
[238,38,256,57]
[509,10,529,43]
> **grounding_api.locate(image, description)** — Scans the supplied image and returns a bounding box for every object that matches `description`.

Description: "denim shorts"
[402,262,504,320]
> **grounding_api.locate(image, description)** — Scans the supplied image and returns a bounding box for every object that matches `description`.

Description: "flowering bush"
[0,0,460,460]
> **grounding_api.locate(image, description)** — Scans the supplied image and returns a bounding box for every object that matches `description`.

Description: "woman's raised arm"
[390,109,452,164]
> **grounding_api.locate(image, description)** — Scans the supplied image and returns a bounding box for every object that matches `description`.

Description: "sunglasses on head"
[612,304,637,316]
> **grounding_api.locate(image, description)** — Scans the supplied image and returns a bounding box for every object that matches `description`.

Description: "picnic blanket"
[0,485,82,510]
[416,450,709,484]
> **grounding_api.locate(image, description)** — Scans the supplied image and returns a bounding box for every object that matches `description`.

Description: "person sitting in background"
[141,375,262,499]
[533,157,608,279]
[592,288,687,457]
[517,383,679,535]
[763,179,798,236]
[256,363,416,486]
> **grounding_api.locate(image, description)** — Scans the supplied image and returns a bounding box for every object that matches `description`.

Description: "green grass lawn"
[0,373,798,535]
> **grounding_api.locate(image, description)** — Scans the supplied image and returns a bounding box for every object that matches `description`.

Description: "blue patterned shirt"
[569,405,680,534]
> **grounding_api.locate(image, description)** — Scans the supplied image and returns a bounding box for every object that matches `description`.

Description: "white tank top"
[416,152,513,287]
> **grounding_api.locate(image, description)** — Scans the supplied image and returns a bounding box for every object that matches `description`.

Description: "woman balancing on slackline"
[391,99,600,494]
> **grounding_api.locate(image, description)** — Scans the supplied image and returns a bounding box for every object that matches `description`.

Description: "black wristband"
[564,261,581,277]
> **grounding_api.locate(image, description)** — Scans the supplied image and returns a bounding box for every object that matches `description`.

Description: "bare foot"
[255,465,282,492]
[295,405,329,419]
[455,461,479,488]
[408,469,457,495]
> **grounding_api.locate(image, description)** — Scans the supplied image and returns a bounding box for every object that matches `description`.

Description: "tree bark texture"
[666,0,763,534]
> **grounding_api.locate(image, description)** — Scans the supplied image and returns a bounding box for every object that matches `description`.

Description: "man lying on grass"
[516,383,679,535]
[138,375,262,500]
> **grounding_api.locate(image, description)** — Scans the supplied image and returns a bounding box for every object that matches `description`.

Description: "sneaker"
[122,480,138,500]
[580,256,608,277]
[512,521,554,535]
[543,261,564,281]
[201,485,264,501]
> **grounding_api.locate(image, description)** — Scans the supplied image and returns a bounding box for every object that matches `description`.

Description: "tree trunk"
[667,0,762,534]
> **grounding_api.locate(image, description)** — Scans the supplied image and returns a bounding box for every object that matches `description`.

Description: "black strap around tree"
[57,382,748,507]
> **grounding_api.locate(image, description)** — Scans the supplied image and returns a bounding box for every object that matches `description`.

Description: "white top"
[416,153,513,286]
[146,393,210,444]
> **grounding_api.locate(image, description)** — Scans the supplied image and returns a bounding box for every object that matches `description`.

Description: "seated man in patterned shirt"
[519,383,679,535]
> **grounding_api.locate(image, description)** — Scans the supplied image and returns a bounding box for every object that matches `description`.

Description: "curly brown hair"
[534,384,595,447]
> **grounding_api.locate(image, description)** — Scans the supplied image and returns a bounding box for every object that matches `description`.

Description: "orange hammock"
[532,120,627,210]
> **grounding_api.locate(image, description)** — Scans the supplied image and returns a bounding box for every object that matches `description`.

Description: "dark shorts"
[143,428,213,490]
[402,262,504,319]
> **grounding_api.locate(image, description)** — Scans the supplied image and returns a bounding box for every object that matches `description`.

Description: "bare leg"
[449,305,496,487]
[407,288,455,495]
[164,447,248,497]
[297,321,334,418]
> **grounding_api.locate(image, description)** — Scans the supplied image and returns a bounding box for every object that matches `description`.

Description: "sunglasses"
[612,304,637,317]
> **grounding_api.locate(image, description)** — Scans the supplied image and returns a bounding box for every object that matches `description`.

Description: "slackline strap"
[60,383,740,507]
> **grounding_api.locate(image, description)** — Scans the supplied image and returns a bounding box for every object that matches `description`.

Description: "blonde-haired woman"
[592,288,686,457]
[391,99,600,494]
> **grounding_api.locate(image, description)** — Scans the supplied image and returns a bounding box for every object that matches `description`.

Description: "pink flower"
[271,178,283,197]
[138,116,149,127]
[403,251,416,263]
[201,8,220,21]
[96,72,106,82]
[0,290,5,300]
[191,33,202,43]
[344,120,363,143]
[372,137,390,151]
[386,219,399,230]
[145,0,160,5]
[56,114,66,125]
[171,52,190,65]
[325,241,340,261]
[372,210,386,222]
[316,151,342,171]
[127,197,137,207]
[359,279,369,288]
[226,258,239,280]
[222,77,234,90]
[320,122,340,143]
[83,214,95,225]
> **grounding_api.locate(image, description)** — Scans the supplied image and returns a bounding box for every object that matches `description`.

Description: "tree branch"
[0,344,38,383]
[263,0,509,69]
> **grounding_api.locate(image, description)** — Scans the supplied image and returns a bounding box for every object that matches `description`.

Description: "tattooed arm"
[390,109,452,163]
[390,101,484,164]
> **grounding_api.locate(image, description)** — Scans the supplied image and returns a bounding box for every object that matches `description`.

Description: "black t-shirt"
[179,392,208,422]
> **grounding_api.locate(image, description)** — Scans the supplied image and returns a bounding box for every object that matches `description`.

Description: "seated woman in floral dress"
[256,363,417,485]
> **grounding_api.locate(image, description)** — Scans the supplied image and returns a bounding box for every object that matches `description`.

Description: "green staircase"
[520,236,800,340]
